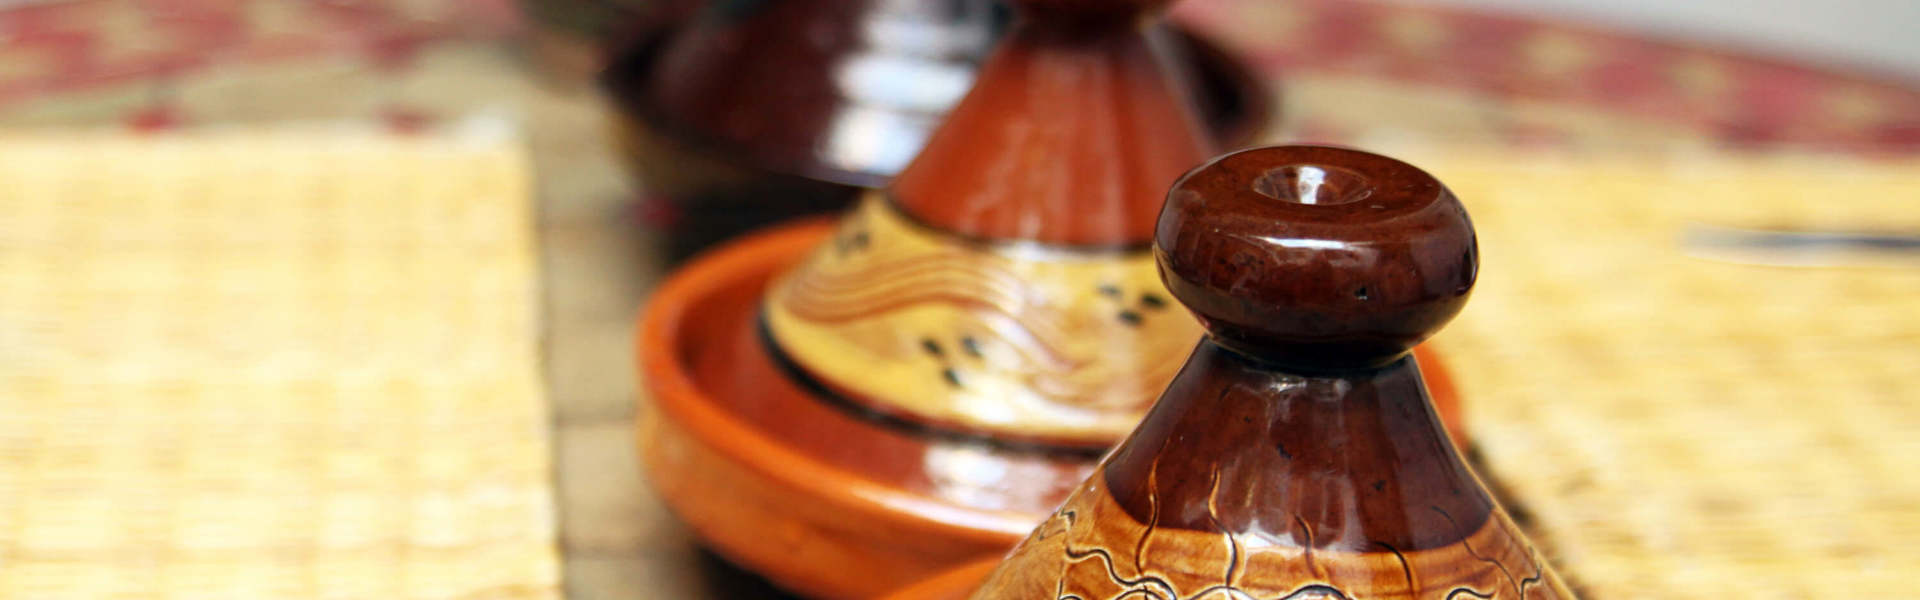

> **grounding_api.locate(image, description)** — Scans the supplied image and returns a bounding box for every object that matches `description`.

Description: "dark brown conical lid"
[608,0,1272,190]
[970,146,1577,598]
[758,0,1219,449]
[889,0,1213,246]
[639,0,1000,188]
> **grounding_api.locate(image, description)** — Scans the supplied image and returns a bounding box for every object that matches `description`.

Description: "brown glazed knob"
[967,146,1574,600]
[1155,145,1476,369]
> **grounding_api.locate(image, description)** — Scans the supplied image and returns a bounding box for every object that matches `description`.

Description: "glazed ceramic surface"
[763,197,1197,446]
[639,0,1000,187]
[599,0,1273,262]
[639,222,1047,600]
[638,3,1459,597]
[608,0,1269,188]
[639,223,1463,599]
[883,4,1213,245]
[968,146,1574,599]
[758,0,1215,451]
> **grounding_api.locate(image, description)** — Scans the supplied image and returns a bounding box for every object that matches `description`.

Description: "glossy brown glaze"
[638,223,1465,598]
[639,222,1036,599]
[640,0,998,188]
[753,0,1225,453]
[621,0,1271,189]
[1157,146,1477,369]
[1104,345,1490,552]
[968,147,1573,599]
[889,0,1213,246]
[602,0,1274,262]
[1016,0,1168,24]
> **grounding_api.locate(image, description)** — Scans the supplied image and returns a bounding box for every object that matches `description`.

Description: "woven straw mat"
[1417,152,1920,599]
[0,133,558,599]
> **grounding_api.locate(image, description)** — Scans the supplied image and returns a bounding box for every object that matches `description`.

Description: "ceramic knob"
[966,146,1573,600]
[1155,145,1477,369]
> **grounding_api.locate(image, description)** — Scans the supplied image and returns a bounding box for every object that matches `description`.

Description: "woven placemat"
[0,132,558,598]
[1418,151,1920,598]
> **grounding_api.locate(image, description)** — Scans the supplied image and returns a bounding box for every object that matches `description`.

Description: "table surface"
[0,17,749,596]
[3,1,1916,598]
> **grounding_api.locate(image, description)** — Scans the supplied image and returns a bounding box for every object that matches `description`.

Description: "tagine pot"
[633,2,1458,598]
[964,145,1571,599]
[601,0,1276,262]
[636,223,1462,599]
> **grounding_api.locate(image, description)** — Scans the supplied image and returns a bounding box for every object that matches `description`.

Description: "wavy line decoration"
[763,196,1202,443]
[970,473,1574,599]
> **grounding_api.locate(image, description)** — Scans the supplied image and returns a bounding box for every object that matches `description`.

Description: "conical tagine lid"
[760,0,1216,448]
[969,145,1577,598]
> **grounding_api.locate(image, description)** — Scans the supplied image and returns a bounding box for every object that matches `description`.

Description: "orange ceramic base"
[879,559,999,600]
[636,222,1466,599]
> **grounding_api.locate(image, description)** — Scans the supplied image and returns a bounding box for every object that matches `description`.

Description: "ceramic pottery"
[600,0,1274,261]
[967,146,1574,599]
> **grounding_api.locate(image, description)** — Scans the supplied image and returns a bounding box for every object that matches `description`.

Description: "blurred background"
[0,0,1914,599]
[1413,0,1920,76]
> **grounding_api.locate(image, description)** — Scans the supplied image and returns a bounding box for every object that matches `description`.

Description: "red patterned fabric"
[0,0,520,106]
[2,0,1914,153]
[1174,0,1920,153]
